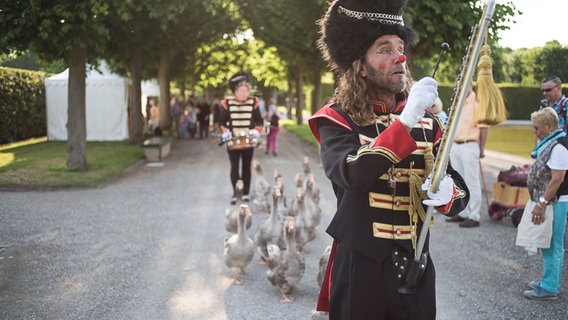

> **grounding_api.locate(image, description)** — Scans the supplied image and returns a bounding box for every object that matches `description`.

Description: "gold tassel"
[474,41,507,126]
[407,157,436,251]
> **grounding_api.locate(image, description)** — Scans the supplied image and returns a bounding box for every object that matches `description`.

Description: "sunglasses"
[541,86,558,93]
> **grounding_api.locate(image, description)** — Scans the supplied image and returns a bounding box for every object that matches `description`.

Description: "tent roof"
[46,61,125,82]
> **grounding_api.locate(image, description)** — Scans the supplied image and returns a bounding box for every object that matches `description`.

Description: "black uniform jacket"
[308,102,469,264]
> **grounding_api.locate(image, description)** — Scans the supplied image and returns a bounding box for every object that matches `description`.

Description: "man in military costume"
[309,0,470,319]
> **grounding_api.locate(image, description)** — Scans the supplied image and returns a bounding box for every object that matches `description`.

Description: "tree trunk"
[130,49,144,144]
[178,59,186,97]
[286,80,294,120]
[312,65,323,114]
[66,47,88,170]
[295,68,304,125]
[158,48,171,132]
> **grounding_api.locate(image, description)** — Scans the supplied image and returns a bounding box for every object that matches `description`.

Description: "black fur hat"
[317,0,415,74]
[228,71,251,93]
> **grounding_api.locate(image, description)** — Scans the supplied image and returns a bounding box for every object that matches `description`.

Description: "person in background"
[211,93,223,135]
[145,96,153,124]
[309,0,469,318]
[218,71,264,204]
[522,107,568,300]
[197,95,211,139]
[539,76,567,133]
[265,98,283,156]
[186,97,198,139]
[256,91,267,120]
[178,105,190,140]
[171,95,184,138]
[426,97,447,123]
[149,98,160,135]
[447,84,488,228]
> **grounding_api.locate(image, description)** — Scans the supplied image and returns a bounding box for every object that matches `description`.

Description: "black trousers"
[227,147,254,196]
[199,120,209,138]
[329,243,436,320]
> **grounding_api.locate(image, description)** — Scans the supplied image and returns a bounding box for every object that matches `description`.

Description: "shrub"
[0,67,47,144]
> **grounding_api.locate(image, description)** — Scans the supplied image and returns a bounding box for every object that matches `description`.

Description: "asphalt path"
[1,129,566,319]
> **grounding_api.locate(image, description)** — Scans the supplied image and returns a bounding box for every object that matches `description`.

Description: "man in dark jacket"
[197,95,211,139]
[309,0,470,319]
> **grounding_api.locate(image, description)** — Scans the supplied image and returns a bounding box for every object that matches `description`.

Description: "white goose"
[254,185,285,264]
[224,204,255,284]
[225,180,251,233]
[251,160,272,213]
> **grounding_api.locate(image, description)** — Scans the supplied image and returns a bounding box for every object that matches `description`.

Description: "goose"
[303,156,312,177]
[317,245,332,288]
[274,177,290,217]
[305,173,321,205]
[266,217,305,303]
[294,173,304,189]
[289,177,303,218]
[224,204,255,285]
[304,174,322,228]
[290,186,315,254]
[251,160,272,213]
[254,186,285,264]
[225,180,251,233]
[274,168,291,210]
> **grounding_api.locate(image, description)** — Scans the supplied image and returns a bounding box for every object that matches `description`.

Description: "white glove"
[399,77,438,128]
[222,129,232,140]
[421,174,454,206]
[248,128,260,138]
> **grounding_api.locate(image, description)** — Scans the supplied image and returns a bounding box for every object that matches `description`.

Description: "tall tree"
[407,0,518,79]
[234,0,328,123]
[0,1,110,170]
[105,1,161,144]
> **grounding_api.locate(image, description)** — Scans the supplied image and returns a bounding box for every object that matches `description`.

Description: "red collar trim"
[372,95,407,113]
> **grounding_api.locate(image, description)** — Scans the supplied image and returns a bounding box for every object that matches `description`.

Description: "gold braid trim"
[407,145,435,250]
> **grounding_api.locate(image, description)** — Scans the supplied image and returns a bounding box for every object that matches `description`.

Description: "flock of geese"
[223,156,331,304]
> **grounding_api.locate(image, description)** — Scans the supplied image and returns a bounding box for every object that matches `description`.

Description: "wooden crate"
[491,182,529,207]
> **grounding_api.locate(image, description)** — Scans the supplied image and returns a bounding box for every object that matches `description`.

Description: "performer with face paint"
[309,0,470,318]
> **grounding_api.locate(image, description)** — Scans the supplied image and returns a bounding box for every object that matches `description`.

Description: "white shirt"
[547,143,568,202]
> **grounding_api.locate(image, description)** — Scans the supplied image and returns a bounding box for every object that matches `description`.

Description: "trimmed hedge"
[439,83,566,121]
[0,67,47,144]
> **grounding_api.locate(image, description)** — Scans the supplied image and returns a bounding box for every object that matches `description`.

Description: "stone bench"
[142,137,172,162]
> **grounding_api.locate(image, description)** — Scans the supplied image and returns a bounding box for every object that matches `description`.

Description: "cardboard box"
[492,182,530,207]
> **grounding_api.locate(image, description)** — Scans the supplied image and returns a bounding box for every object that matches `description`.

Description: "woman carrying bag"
[516,107,568,300]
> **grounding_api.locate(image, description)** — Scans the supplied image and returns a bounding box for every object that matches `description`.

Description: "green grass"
[0,123,534,190]
[281,119,319,148]
[485,125,534,158]
[0,137,144,189]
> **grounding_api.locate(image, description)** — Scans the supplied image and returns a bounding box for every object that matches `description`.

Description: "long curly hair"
[334,59,375,127]
[334,58,413,127]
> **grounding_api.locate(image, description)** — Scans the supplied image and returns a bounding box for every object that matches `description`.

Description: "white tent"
[45,62,131,141]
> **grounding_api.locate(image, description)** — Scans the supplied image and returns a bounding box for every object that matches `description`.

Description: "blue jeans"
[540,201,568,293]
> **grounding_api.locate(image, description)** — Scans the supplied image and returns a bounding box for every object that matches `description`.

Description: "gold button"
[395,200,401,206]
[395,172,401,177]
[396,229,402,236]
